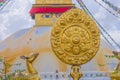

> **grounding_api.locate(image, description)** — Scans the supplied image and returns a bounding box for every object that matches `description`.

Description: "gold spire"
[33,0,74,26]
[36,0,72,4]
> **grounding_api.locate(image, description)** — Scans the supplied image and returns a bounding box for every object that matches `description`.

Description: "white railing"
[39,71,112,80]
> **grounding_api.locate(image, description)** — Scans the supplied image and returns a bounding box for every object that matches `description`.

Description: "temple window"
[42,14,51,18]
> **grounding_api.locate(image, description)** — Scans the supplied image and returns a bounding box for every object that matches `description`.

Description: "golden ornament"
[12,53,40,80]
[51,8,100,80]
[111,51,120,80]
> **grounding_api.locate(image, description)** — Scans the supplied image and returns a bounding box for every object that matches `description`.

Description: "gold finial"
[70,66,83,80]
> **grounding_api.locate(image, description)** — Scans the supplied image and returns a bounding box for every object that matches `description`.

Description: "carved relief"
[51,8,100,65]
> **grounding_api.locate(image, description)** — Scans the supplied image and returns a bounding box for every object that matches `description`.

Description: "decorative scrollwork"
[51,8,100,65]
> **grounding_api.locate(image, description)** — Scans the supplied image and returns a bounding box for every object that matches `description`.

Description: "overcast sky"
[0,0,120,50]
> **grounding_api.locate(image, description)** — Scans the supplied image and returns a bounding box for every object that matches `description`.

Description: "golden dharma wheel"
[51,8,100,65]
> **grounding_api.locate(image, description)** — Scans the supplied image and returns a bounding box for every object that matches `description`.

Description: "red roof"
[30,7,72,15]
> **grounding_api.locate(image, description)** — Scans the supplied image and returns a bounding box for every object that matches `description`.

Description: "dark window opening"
[43,14,51,18]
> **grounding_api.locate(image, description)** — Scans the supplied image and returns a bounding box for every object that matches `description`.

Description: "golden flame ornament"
[111,51,120,80]
[51,8,100,80]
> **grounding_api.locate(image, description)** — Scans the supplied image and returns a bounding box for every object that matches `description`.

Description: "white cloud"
[109,30,120,51]
[0,0,34,41]
[109,31,120,43]
[97,0,102,3]
[117,18,120,21]
[0,24,8,40]
[94,8,107,20]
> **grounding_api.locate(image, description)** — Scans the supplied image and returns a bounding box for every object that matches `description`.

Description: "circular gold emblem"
[51,8,100,65]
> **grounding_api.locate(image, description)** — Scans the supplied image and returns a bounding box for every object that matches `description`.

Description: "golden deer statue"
[111,51,120,80]
[12,53,40,80]
[21,53,39,74]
